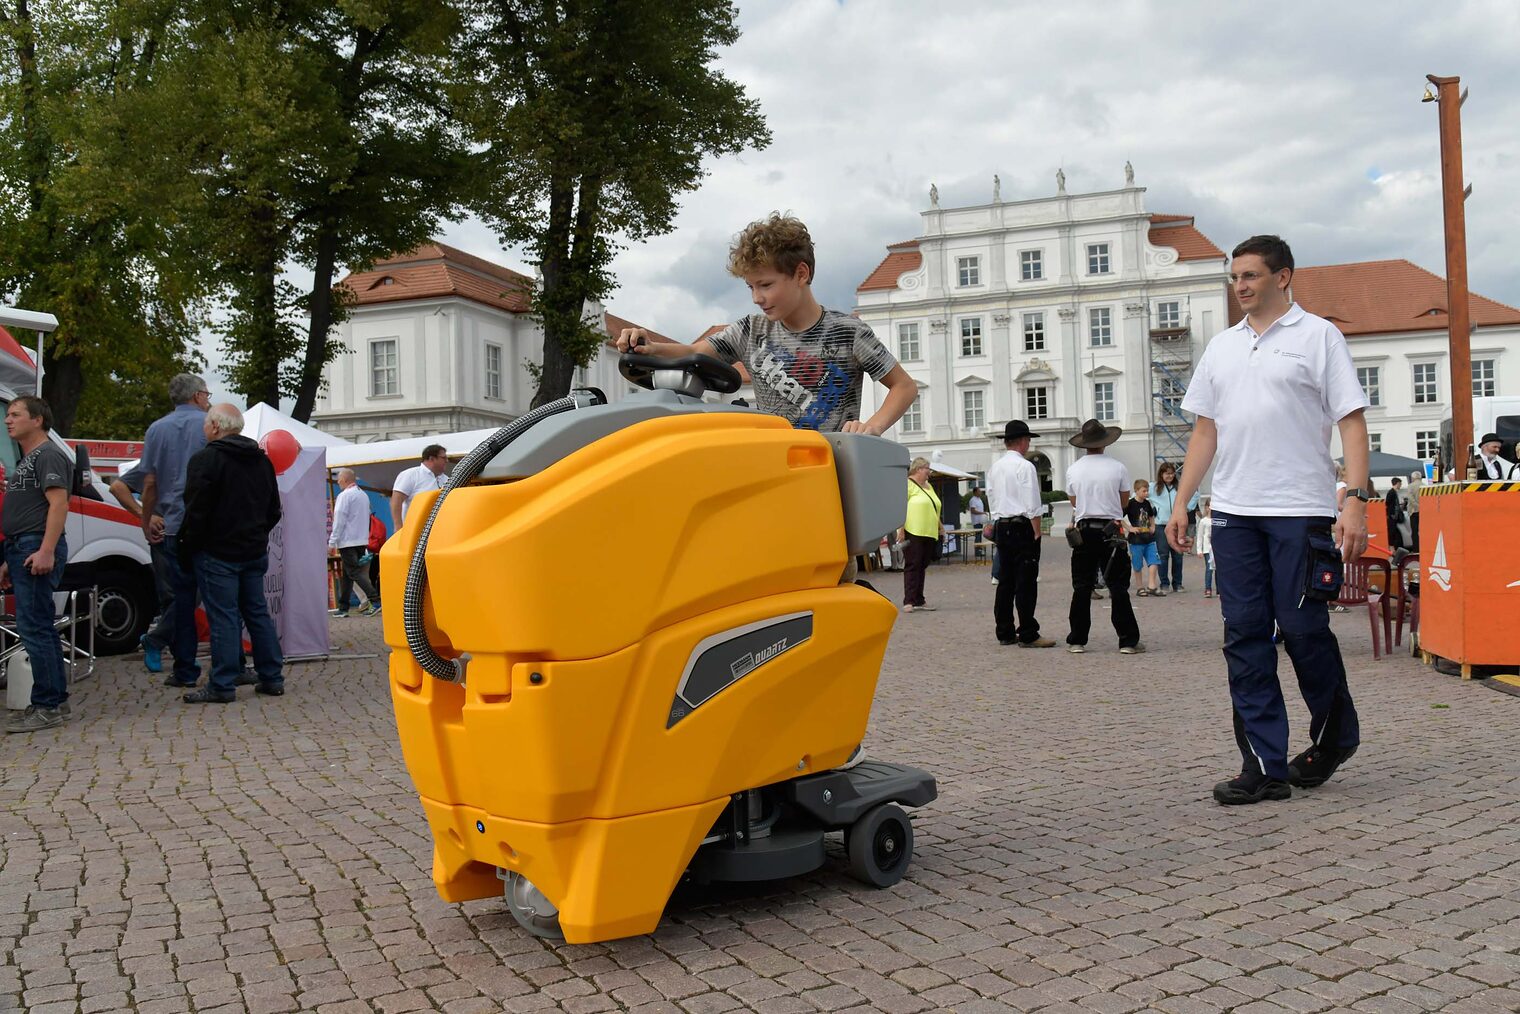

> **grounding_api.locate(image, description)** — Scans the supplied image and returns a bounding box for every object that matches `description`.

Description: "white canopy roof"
[325,428,500,491]
[243,403,351,448]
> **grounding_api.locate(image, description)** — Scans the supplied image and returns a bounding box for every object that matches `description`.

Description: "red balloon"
[260,429,302,475]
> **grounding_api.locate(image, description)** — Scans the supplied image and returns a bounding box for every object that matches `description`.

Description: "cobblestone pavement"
[4,555,1519,1014]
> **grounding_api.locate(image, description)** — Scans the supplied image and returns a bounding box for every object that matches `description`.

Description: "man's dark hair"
[1390,476,1403,486]
[1231,234,1295,275]
[421,444,446,461]
[13,395,52,431]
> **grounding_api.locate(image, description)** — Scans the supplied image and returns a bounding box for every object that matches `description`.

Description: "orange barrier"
[1416,481,1520,676]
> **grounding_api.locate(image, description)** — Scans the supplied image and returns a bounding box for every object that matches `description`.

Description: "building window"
[484,343,502,400]
[1093,381,1115,421]
[1413,362,1438,404]
[1025,386,1049,419]
[1020,249,1044,281]
[1158,376,1185,418]
[962,389,985,431]
[1369,432,1382,452]
[1089,307,1112,347]
[898,323,921,362]
[1473,358,1495,398]
[1416,430,1439,460]
[957,256,981,287]
[1022,312,1045,352]
[960,318,983,357]
[1357,366,1381,407]
[901,395,924,433]
[1087,243,1111,275]
[369,339,398,397]
[1156,301,1181,329]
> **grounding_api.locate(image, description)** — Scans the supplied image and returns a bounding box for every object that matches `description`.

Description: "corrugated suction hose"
[402,392,597,682]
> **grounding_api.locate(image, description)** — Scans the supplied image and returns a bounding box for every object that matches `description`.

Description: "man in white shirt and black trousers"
[329,468,380,618]
[984,420,1055,648]
[1167,234,1370,806]
[1063,419,1142,655]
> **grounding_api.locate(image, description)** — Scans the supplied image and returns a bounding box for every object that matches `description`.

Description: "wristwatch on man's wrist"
[1343,487,1372,503]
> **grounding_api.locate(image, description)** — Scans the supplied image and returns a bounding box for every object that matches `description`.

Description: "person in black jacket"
[1383,477,1406,552]
[178,404,284,703]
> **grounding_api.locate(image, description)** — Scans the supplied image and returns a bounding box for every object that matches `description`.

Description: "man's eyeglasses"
[1229,271,1280,284]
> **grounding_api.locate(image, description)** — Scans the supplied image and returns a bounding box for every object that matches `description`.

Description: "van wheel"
[92,565,156,656]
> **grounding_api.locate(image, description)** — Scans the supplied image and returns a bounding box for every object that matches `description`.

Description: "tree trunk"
[240,199,282,408]
[530,171,579,409]
[40,351,83,435]
[291,219,338,422]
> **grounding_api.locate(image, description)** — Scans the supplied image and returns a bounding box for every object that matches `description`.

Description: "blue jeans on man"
[162,535,202,685]
[4,533,69,709]
[193,551,283,695]
[142,540,177,652]
[1212,513,1359,781]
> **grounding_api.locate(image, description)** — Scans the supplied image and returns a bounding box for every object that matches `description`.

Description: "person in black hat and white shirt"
[984,420,1055,647]
[1063,419,1142,655]
[1476,433,1508,480]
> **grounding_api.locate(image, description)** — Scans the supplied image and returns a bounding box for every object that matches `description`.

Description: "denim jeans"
[1203,551,1215,592]
[143,539,178,650]
[4,533,69,709]
[162,536,202,683]
[193,551,283,694]
[1213,512,1359,780]
[1160,536,1185,590]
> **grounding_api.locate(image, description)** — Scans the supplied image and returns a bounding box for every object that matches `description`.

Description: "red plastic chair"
[1394,553,1420,648]
[1336,558,1392,660]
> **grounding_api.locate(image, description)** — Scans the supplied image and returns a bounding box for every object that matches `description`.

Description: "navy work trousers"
[1212,512,1360,781]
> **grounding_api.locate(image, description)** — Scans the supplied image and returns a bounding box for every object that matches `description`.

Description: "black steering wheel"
[619,352,743,395]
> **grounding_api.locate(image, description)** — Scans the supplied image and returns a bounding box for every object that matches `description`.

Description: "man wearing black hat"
[1476,434,1507,480]
[1063,419,1142,654]
[984,420,1054,647]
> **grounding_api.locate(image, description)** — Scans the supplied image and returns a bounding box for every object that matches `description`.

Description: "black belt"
[1078,518,1119,526]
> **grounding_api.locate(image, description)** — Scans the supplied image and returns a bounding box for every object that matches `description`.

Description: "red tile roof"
[1147,214,1226,262]
[1225,259,1520,337]
[344,242,535,313]
[857,241,922,292]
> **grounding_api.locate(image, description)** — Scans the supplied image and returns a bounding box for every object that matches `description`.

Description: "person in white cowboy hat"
[1062,419,1143,655]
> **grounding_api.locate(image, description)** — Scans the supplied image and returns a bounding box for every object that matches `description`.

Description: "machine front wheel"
[845,803,913,888]
[503,872,564,940]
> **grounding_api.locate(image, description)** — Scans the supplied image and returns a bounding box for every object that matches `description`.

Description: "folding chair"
[0,581,99,697]
[1335,558,1391,661]
[1394,553,1420,650]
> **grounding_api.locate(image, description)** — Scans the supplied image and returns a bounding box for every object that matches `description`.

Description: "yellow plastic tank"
[383,411,900,942]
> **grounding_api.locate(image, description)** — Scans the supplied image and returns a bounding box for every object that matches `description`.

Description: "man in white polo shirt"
[1063,419,1140,654]
[390,444,449,532]
[1166,234,1370,806]
[984,420,1055,648]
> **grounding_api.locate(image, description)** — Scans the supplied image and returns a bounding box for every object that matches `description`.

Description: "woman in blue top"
[1151,462,1198,593]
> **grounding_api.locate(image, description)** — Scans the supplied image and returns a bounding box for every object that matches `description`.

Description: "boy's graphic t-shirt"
[1124,498,1157,545]
[707,309,897,431]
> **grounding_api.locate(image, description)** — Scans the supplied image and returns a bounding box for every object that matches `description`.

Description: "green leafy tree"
[458,0,769,407]
[0,0,208,434]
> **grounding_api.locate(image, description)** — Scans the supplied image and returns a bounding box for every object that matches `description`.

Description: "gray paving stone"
[0,564,1515,1014]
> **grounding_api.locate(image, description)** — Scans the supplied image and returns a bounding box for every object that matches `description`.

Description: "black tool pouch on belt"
[1304,526,1343,601]
[1065,526,1084,549]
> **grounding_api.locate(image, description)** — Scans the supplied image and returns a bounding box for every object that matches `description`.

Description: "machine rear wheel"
[503,872,564,940]
[846,802,913,888]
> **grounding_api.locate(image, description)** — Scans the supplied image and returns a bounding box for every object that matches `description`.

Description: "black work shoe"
[1288,744,1358,788]
[255,684,285,697]
[234,672,258,687]
[1213,770,1291,805]
[182,687,235,704]
[164,675,199,688]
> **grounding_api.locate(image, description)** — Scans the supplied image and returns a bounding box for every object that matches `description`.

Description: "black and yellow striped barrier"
[1418,480,1520,496]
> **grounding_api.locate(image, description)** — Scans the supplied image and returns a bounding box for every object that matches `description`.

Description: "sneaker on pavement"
[361,603,381,616]
[183,687,236,704]
[163,674,199,688]
[329,608,350,618]
[1090,588,1104,600]
[6,705,64,733]
[255,683,285,697]
[1019,637,1057,648]
[234,672,258,687]
[990,577,999,585]
[1213,769,1291,805]
[1067,643,1086,653]
[1287,743,1358,788]
[140,635,163,674]
[1119,642,1147,654]
[1151,588,1167,597]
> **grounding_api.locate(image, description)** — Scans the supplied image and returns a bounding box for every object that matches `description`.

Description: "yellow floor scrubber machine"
[383,352,937,943]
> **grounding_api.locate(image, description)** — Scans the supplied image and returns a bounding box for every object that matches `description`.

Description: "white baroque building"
[854,179,1229,491]
[312,243,657,442]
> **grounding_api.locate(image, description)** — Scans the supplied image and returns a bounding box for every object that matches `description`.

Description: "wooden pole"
[1427,74,1472,476]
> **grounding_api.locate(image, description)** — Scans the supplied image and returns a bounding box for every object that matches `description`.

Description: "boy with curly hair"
[617,213,918,434]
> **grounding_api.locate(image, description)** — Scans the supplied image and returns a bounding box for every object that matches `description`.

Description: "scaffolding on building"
[1149,309,1194,464]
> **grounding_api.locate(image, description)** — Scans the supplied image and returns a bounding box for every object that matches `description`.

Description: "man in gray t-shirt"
[2,441,73,537]
[706,310,898,432]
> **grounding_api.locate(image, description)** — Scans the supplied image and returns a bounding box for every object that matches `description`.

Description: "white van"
[1440,396,1520,474]
[0,335,156,655]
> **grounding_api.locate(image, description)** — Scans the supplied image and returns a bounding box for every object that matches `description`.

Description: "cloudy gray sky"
[438,0,1520,342]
